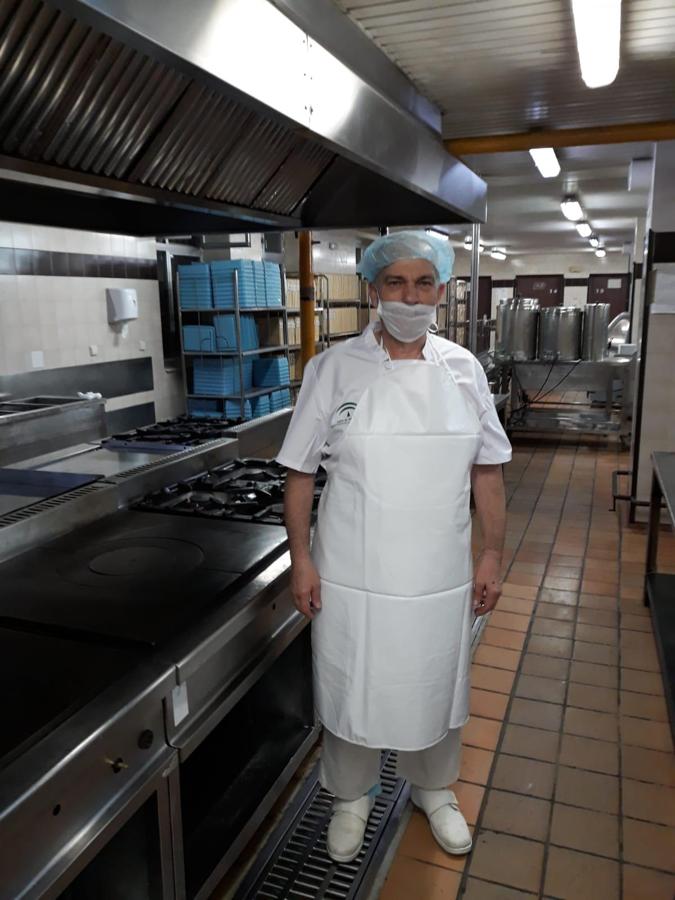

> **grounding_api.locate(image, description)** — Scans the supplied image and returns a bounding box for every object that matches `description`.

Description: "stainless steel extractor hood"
[0,0,486,234]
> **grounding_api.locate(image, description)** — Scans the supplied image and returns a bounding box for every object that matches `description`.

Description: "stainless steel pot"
[495,298,539,361]
[539,307,582,362]
[582,303,611,360]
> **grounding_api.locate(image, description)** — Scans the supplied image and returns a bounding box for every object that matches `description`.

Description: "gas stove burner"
[233,469,277,483]
[228,488,273,507]
[227,476,284,494]
[135,460,326,526]
[256,504,285,524]
[104,415,241,451]
[192,473,228,492]
[171,494,228,517]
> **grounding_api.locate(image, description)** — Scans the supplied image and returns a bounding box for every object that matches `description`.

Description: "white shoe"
[410,787,472,855]
[326,794,375,863]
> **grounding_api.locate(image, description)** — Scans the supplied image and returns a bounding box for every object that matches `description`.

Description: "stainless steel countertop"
[26,447,168,478]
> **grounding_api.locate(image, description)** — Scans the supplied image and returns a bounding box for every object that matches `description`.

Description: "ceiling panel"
[449,142,651,255]
[333,0,675,138]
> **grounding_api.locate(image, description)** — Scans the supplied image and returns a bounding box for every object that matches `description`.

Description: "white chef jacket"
[276,322,512,475]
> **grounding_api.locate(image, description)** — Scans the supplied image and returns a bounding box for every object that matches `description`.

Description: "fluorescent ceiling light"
[560,195,583,221]
[595,247,607,258]
[589,234,600,248]
[571,0,621,89]
[490,248,507,260]
[529,147,560,178]
[426,227,449,239]
[464,237,484,253]
[576,221,592,238]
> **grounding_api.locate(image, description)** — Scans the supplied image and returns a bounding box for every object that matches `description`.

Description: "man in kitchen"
[277,230,510,862]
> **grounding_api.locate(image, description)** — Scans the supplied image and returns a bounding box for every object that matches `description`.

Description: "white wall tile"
[110,234,126,258]
[11,224,34,250]
[0,222,13,247]
[0,229,181,417]
[0,274,19,304]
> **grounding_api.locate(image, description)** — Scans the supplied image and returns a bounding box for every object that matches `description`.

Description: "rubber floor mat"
[233,750,409,899]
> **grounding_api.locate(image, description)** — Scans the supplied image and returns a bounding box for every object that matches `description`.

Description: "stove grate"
[233,751,409,900]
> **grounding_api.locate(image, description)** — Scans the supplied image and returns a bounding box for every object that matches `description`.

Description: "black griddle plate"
[0,511,288,648]
[0,627,138,771]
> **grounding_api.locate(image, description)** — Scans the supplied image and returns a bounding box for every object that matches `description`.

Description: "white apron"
[311,353,481,750]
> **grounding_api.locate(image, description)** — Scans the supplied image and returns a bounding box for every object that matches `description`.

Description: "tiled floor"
[378,439,675,900]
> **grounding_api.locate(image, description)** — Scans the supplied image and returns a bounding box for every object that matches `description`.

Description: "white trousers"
[319,728,462,801]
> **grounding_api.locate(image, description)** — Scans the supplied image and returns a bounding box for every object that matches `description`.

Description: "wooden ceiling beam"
[445,121,675,155]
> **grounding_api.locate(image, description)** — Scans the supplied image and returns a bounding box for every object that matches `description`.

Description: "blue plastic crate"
[252,394,271,418]
[213,315,237,350]
[183,325,216,352]
[193,358,253,395]
[269,388,292,411]
[179,295,213,311]
[212,287,263,309]
[264,262,283,307]
[213,315,259,351]
[179,262,210,276]
[210,260,265,308]
[224,399,253,419]
[253,356,291,388]
[178,263,213,309]
[187,398,224,418]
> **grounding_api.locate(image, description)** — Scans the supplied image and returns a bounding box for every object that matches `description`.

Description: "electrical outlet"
[30,350,44,369]
[89,344,98,357]
[139,340,146,351]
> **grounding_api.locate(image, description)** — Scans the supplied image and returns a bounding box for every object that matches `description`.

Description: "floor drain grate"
[234,751,409,900]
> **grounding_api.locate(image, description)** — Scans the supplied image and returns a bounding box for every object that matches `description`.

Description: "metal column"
[469,223,480,355]
[299,231,316,375]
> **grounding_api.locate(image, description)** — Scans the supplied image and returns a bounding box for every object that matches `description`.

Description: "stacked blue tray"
[183,325,216,352]
[187,398,223,418]
[270,389,292,412]
[178,263,213,310]
[224,399,253,419]
[210,260,266,309]
[252,394,271,418]
[253,356,290,388]
[213,314,259,351]
[193,358,254,395]
[263,262,283,307]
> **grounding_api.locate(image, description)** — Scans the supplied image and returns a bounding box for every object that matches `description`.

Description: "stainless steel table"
[508,357,634,441]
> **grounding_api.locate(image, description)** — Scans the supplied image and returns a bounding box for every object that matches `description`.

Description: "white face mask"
[377,300,437,343]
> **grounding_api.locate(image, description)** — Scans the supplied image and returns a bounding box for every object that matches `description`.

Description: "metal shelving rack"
[284,272,362,398]
[178,263,292,420]
[444,277,469,346]
[316,274,362,348]
[436,276,454,341]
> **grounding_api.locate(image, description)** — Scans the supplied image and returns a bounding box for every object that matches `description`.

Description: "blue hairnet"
[358,230,455,284]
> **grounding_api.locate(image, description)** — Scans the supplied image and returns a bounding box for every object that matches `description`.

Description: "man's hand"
[291,555,322,619]
[473,550,502,616]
